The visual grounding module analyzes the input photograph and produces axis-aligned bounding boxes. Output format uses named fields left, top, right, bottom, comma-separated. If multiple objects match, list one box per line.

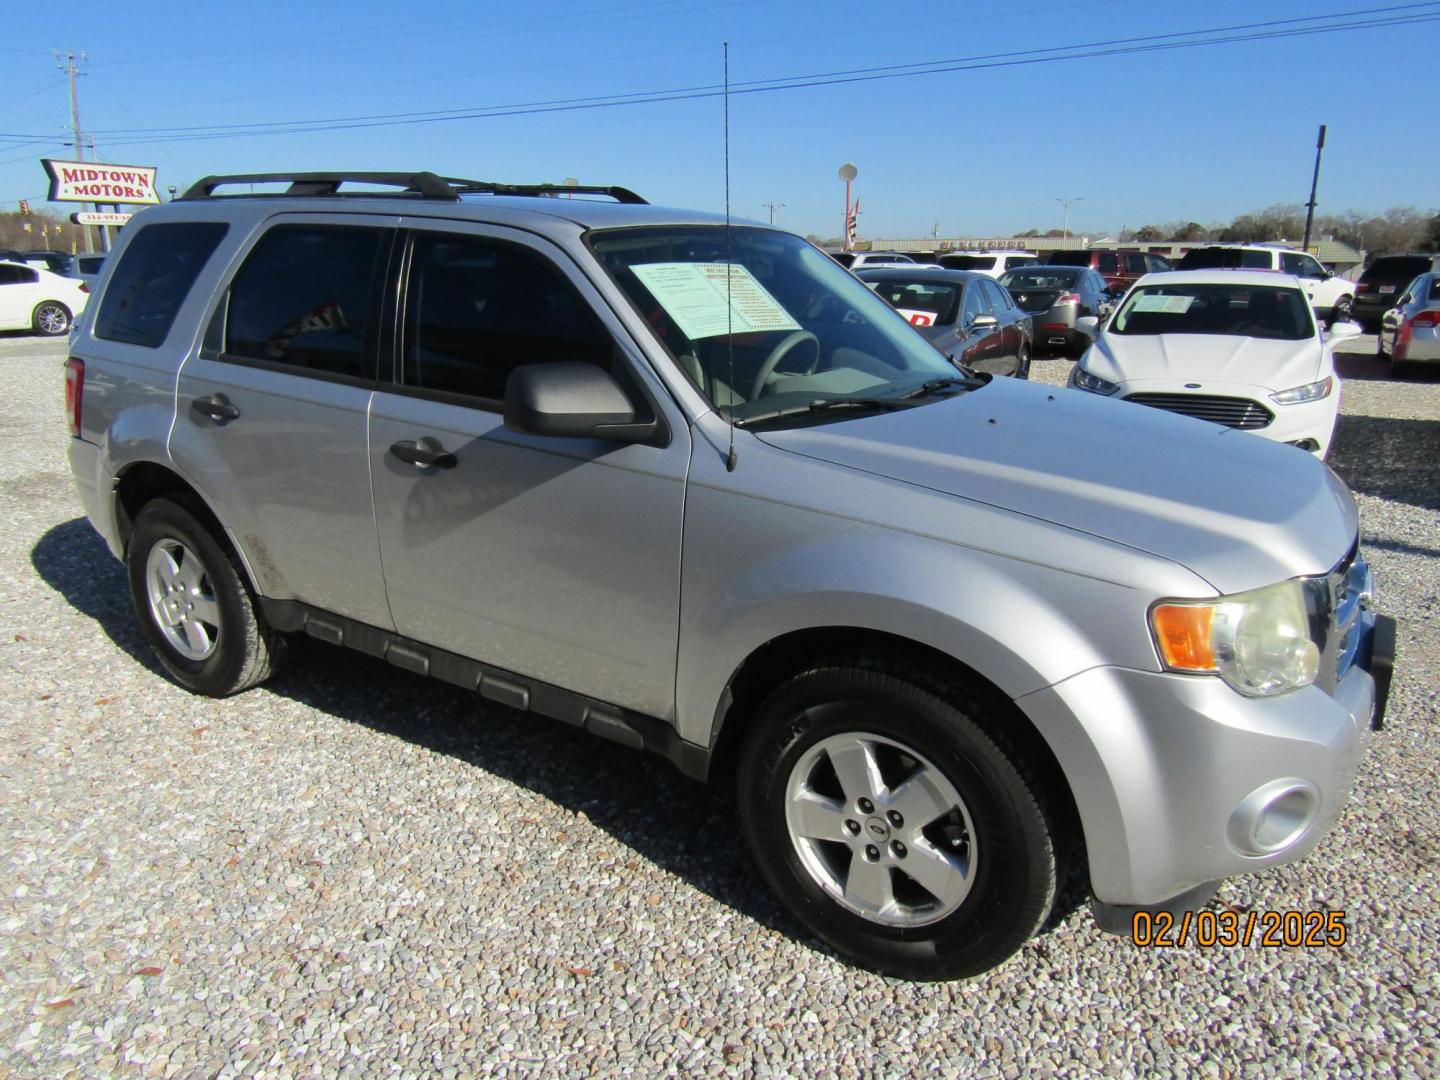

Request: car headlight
left=1072, top=367, right=1119, bottom=395
left=1270, top=376, right=1332, bottom=406
left=1150, top=579, right=1319, bottom=697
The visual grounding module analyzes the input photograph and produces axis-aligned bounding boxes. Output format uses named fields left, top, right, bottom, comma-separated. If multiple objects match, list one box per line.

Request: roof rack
left=452, top=181, right=647, bottom=205
left=179, top=171, right=648, bottom=205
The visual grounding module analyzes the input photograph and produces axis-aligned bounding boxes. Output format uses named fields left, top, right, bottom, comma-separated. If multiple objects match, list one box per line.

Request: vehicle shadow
left=27, top=518, right=806, bottom=950
left=1333, top=348, right=1440, bottom=382
left=33, top=517, right=1090, bottom=956
left=1328, top=415, right=1440, bottom=512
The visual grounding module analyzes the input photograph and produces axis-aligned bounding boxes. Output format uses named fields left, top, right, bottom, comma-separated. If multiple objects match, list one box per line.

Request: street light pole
left=762, top=201, right=786, bottom=225
left=1055, top=196, right=1083, bottom=240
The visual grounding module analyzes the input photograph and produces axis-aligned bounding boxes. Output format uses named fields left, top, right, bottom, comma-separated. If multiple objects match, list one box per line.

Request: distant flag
left=847, top=199, right=860, bottom=247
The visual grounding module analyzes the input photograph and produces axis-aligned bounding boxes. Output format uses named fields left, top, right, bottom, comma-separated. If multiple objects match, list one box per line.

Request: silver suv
left=66, top=172, right=1395, bottom=980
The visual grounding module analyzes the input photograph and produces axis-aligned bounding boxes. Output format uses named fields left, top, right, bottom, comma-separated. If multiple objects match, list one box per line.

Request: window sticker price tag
left=632, top=262, right=801, bottom=340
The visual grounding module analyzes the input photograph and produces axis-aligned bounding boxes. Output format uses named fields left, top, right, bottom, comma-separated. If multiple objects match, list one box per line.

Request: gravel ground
left=1, top=331, right=1436, bottom=1077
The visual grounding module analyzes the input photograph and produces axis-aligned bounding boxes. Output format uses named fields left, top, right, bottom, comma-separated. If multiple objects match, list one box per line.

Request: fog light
left=1227, top=780, right=1319, bottom=855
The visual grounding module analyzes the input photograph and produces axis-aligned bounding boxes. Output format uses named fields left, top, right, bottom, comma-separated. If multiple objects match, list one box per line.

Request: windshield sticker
left=897, top=309, right=936, bottom=327
left=631, top=262, right=802, bottom=339
left=1132, top=294, right=1196, bottom=314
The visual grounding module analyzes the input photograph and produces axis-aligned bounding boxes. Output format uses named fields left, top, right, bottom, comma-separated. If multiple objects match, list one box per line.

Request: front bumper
left=1015, top=609, right=1392, bottom=913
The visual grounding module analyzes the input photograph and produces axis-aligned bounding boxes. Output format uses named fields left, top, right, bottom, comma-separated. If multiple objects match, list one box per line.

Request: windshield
left=1111, top=282, right=1314, bottom=340
left=590, top=227, right=963, bottom=422
left=999, top=268, right=1080, bottom=290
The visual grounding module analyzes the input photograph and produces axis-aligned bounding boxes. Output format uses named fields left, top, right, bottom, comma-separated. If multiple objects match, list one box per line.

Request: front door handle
left=390, top=437, right=457, bottom=470
left=192, top=394, right=240, bottom=422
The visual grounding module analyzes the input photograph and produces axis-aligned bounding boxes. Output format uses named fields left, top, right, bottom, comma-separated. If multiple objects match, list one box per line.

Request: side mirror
left=1075, top=316, right=1101, bottom=339
left=1326, top=320, right=1362, bottom=341
left=969, top=313, right=999, bottom=331
left=504, top=363, right=656, bottom=442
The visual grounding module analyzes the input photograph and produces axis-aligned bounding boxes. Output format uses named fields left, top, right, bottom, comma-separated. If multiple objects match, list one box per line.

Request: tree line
left=1106, top=205, right=1439, bottom=253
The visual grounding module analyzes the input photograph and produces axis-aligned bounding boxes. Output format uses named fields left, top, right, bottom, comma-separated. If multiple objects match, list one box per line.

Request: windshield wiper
left=733, top=397, right=912, bottom=428
left=898, top=374, right=989, bottom=399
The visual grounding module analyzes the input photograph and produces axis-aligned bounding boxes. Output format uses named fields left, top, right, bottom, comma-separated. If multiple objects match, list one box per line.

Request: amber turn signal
left=1151, top=603, right=1216, bottom=671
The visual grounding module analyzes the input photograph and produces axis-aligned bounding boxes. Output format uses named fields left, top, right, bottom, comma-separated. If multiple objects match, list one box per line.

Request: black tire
left=1328, top=296, right=1353, bottom=328
left=126, top=496, right=288, bottom=696
left=32, top=301, right=71, bottom=337
left=737, top=662, right=1062, bottom=980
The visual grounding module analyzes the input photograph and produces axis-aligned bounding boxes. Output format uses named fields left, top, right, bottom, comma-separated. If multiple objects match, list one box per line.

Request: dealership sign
left=72, top=211, right=134, bottom=226
left=43, top=159, right=160, bottom=205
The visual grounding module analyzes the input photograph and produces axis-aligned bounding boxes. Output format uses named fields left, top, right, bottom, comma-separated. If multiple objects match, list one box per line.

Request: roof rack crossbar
left=179, top=173, right=648, bottom=205
left=180, top=172, right=464, bottom=201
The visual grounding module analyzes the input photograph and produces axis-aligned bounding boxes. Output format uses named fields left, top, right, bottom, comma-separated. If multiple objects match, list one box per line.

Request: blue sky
left=3, top=1, right=1437, bottom=240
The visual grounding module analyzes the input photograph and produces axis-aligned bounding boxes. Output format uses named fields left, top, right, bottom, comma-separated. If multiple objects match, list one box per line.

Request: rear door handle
left=192, top=394, right=240, bottom=421
left=390, top=437, right=457, bottom=470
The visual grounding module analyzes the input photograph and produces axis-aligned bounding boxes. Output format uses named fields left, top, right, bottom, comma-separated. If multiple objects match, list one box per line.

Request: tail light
left=1055, top=293, right=1081, bottom=305
left=64, top=357, right=84, bottom=437
left=1410, top=310, right=1440, bottom=328
left=79, top=282, right=90, bottom=294
left=1357, top=282, right=1372, bottom=294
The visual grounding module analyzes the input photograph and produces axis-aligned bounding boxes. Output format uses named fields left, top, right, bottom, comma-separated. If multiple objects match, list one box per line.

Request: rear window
left=998, top=268, right=1080, bottom=289
left=869, top=278, right=961, bottom=325
left=1361, top=256, right=1432, bottom=283
left=1177, top=248, right=1272, bottom=271
left=1430, top=278, right=1440, bottom=301
left=830, top=253, right=856, bottom=268
left=223, top=225, right=386, bottom=381
left=1047, top=250, right=1091, bottom=266
left=939, top=255, right=997, bottom=271
left=95, top=223, right=228, bottom=348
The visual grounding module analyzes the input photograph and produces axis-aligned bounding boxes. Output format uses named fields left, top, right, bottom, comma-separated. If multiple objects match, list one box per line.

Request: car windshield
left=590, top=226, right=964, bottom=423
left=1111, top=282, right=1314, bottom=340
left=999, top=268, right=1080, bottom=290
left=866, top=277, right=961, bottom=325
left=940, top=255, right=997, bottom=271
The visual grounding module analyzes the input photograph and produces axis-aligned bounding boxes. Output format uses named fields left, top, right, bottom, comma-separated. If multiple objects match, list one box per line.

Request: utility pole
left=762, top=201, right=786, bottom=225
left=56, top=49, right=93, bottom=253
left=1055, top=196, right=1083, bottom=240
left=1301, top=124, right=1327, bottom=252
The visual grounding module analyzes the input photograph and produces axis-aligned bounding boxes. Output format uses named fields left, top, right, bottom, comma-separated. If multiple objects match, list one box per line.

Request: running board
left=259, top=599, right=709, bottom=780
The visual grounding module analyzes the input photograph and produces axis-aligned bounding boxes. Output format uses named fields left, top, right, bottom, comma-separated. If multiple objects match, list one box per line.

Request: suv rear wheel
left=126, top=497, right=288, bottom=696
left=737, top=662, right=1062, bottom=980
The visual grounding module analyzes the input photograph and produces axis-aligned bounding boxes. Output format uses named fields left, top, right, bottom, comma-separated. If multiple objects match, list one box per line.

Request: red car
left=1046, top=249, right=1171, bottom=294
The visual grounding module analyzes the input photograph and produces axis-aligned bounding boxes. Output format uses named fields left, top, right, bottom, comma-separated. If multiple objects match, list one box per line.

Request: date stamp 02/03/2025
left=1132, top=910, right=1348, bottom=949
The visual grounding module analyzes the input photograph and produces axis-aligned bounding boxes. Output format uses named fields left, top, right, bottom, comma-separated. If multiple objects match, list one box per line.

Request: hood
left=1086, top=333, right=1321, bottom=391
left=755, top=377, right=1356, bottom=594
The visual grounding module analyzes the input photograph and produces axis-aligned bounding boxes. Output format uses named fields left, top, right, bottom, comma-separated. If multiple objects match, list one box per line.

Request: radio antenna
left=723, top=41, right=738, bottom=472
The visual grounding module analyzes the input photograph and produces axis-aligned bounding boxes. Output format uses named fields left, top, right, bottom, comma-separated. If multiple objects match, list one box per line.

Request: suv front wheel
left=737, top=662, right=1063, bottom=980
left=126, top=497, right=288, bottom=696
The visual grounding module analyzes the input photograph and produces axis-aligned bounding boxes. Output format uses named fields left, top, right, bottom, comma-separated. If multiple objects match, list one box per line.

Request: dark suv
left=1045, top=249, right=1170, bottom=294
left=1352, top=255, right=1437, bottom=331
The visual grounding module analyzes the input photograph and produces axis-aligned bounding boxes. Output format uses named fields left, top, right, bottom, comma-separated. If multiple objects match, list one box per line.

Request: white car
left=1175, top=244, right=1355, bottom=324
left=0, top=260, right=90, bottom=336
left=1068, top=270, right=1358, bottom=458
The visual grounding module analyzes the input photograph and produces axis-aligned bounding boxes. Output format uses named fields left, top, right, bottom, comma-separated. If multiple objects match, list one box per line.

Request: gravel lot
left=1, top=331, right=1436, bottom=1077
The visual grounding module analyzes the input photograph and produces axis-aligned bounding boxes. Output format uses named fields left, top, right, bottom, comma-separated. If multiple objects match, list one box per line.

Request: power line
left=5, top=5, right=1438, bottom=149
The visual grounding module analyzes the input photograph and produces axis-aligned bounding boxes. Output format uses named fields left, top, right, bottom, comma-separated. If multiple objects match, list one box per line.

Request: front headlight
left=1270, top=376, right=1333, bottom=406
left=1150, top=579, right=1319, bottom=697
left=1073, top=367, right=1119, bottom=395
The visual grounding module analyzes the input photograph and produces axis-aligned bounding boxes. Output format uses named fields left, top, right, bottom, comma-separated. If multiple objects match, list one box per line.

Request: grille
left=1304, top=542, right=1369, bottom=694
left=1124, top=393, right=1274, bottom=430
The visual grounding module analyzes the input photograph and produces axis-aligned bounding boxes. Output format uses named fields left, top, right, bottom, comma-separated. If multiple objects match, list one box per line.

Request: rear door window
left=980, top=278, right=1010, bottom=312
left=401, top=232, right=613, bottom=404
left=223, top=225, right=386, bottom=381
left=0, top=264, right=39, bottom=285
left=93, top=223, right=229, bottom=348
left=1124, top=253, right=1147, bottom=274
left=1096, top=252, right=1119, bottom=274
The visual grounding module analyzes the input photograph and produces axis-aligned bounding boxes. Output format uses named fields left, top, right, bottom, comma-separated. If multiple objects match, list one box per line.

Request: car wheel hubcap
left=39, top=306, right=67, bottom=334
left=145, top=540, right=220, bottom=661
left=784, top=731, right=978, bottom=927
